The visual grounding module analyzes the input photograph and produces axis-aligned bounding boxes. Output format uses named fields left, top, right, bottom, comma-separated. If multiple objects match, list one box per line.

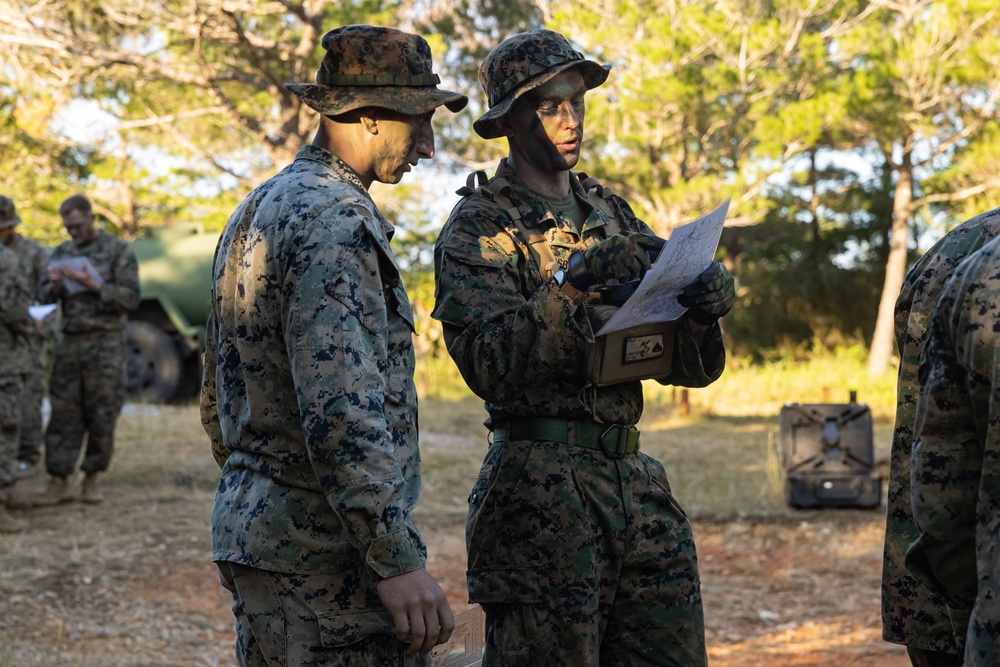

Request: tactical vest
left=457, top=170, right=675, bottom=389
left=456, top=170, right=623, bottom=280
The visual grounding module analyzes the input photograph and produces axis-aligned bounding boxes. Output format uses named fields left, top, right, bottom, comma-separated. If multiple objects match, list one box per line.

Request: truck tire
left=126, top=321, right=182, bottom=403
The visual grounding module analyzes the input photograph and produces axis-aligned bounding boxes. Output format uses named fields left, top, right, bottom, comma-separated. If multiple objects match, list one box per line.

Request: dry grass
left=0, top=389, right=903, bottom=666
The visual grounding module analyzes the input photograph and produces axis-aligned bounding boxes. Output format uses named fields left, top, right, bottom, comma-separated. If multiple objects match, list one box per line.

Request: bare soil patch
left=0, top=403, right=909, bottom=666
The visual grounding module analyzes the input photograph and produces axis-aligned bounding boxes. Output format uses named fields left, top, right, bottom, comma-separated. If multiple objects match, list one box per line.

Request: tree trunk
left=867, top=149, right=913, bottom=375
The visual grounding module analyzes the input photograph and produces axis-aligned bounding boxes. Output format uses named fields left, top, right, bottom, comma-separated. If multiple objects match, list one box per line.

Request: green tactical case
left=586, top=321, right=675, bottom=386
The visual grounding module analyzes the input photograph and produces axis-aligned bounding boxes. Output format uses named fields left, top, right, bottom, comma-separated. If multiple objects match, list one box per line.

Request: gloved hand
left=585, top=304, right=619, bottom=333
left=678, top=261, right=735, bottom=325
left=570, top=232, right=664, bottom=288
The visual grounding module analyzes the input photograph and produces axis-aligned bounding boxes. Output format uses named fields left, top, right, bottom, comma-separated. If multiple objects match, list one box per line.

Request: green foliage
left=551, top=0, right=869, bottom=235
left=721, top=154, right=893, bottom=355
left=2, top=0, right=1000, bottom=360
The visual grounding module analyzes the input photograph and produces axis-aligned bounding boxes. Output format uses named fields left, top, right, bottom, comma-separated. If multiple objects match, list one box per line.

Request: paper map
left=596, top=198, right=730, bottom=336
left=402, top=606, right=485, bottom=667
left=49, top=256, right=103, bottom=295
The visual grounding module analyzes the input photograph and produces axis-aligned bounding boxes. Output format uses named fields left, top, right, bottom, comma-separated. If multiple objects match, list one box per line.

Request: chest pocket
left=383, top=273, right=415, bottom=334
left=458, top=169, right=624, bottom=282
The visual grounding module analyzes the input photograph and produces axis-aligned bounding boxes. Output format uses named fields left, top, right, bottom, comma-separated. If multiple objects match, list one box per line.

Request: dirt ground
left=0, top=405, right=910, bottom=667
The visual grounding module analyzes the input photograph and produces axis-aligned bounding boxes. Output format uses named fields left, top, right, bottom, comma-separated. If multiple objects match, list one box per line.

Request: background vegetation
left=2, top=0, right=998, bottom=372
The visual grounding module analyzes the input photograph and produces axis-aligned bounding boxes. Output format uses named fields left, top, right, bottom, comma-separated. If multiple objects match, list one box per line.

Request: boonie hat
left=286, top=25, right=468, bottom=117
left=0, top=196, right=20, bottom=229
left=474, top=29, right=611, bottom=140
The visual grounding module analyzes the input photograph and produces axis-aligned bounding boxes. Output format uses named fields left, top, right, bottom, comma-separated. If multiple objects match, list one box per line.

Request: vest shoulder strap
left=466, top=172, right=561, bottom=279
left=456, top=170, right=626, bottom=280
left=576, top=172, right=623, bottom=236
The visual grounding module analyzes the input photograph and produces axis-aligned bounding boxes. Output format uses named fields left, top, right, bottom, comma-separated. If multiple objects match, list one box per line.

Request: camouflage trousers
left=0, top=373, right=25, bottom=489
left=216, top=561, right=427, bottom=667
left=467, top=438, right=706, bottom=667
left=16, top=340, right=47, bottom=464
left=45, top=331, right=126, bottom=477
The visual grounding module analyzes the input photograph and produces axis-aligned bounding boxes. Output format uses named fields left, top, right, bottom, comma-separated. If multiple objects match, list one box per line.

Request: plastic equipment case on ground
left=779, top=391, right=882, bottom=509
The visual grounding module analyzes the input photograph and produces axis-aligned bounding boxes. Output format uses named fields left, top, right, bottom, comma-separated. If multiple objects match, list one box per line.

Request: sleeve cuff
left=365, top=529, right=425, bottom=579
left=947, top=605, right=972, bottom=650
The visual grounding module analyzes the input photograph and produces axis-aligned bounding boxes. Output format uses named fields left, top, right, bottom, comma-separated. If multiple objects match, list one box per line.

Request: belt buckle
left=599, top=425, right=627, bottom=459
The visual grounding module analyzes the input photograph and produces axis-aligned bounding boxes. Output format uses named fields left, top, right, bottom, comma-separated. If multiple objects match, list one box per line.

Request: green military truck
left=127, top=224, right=218, bottom=403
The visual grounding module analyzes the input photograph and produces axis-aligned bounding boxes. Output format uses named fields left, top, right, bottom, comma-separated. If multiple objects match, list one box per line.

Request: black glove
left=678, top=261, right=734, bottom=325
left=585, top=304, right=619, bottom=332
left=568, top=232, right=664, bottom=289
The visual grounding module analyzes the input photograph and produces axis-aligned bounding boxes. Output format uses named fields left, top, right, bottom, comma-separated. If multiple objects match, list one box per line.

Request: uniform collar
left=296, top=144, right=367, bottom=192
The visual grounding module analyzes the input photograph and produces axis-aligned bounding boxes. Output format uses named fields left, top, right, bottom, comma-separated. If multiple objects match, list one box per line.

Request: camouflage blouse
left=0, top=244, right=30, bottom=376
left=882, top=207, right=1000, bottom=651
left=907, top=233, right=1000, bottom=663
left=433, top=158, right=725, bottom=427
left=202, top=145, right=425, bottom=579
left=45, top=231, right=139, bottom=333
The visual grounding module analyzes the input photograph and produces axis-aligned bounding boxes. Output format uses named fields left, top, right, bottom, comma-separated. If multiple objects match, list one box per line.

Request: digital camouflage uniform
left=881, top=207, right=1000, bottom=665
left=0, top=243, right=31, bottom=493
left=433, top=158, right=726, bottom=666
left=202, top=144, right=431, bottom=666
left=42, top=231, right=139, bottom=477
left=906, top=233, right=1000, bottom=666
left=8, top=232, right=53, bottom=466
left=202, top=24, right=466, bottom=666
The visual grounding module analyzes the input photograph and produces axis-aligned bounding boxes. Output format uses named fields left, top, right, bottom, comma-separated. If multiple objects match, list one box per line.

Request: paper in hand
left=49, top=256, right=103, bottom=295
left=596, top=198, right=730, bottom=335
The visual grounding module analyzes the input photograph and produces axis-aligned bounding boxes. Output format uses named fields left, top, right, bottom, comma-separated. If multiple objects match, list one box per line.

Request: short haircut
left=59, top=194, right=93, bottom=217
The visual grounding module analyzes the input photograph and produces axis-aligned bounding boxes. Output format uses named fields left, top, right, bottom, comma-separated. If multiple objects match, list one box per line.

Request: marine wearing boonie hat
left=0, top=196, right=20, bottom=229
left=285, top=24, right=468, bottom=116
left=473, top=29, right=611, bottom=140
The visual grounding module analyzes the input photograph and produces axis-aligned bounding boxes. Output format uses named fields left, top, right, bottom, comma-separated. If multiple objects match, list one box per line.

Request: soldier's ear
left=359, top=109, right=379, bottom=135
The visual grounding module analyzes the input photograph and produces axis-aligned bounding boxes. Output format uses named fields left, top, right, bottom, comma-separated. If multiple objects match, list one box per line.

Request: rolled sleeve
left=364, top=528, right=425, bottom=578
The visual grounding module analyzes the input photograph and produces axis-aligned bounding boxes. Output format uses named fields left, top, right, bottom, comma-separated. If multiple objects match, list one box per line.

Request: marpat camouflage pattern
left=881, top=207, right=1000, bottom=657
left=9, top=233, right=52, bottom=465
left=0, top=243, right=30, bottom=489
left=42, top=230, right=139, bottom=477
left=433, top=158, right=726, bottom=666
left=202, top=143, right=425, bottom=586
left=907, top=232, right=1000, bottom=665
left=44, top=231, right=139, bottom=334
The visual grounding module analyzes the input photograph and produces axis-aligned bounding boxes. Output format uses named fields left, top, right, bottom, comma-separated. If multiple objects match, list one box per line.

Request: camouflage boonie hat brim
left=285, top=25, right=468, bottom=117
left=474, top=29, right=611, bottom=140
left=0, top=196, right=20, bottom=229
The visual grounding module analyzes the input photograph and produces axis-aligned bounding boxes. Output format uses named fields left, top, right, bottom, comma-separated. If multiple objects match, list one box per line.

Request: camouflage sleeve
left=100, top=243, right=141, bottom=313
left=433, top=203, right=593, bottom=403
left=1, top=257, right=31, bottom=337
left=657, top=318, right=726, bottom=388
left=40, top=244, right=67, bottom=304
left=907, top=245, right=1000, bottom=619
left=284, top=204, right=423, bottom=579
left=29, top=242, right=50, bottom=302
left=200, top=309, right=230, bottom=469
left=29, top=243, right=58, bottom=338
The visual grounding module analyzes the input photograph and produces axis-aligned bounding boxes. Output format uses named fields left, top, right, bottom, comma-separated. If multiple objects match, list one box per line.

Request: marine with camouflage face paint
left=0, top=197, right=32, bottom=533
left=905, top=232, right=1000, bottom=666
left=433, top=29, right=734, bottom=667
left=200, top=24, right=468, bottom=666
left=880, top=207, right=1000, bottom=667
left=0, top=196, right=53, bottom=481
